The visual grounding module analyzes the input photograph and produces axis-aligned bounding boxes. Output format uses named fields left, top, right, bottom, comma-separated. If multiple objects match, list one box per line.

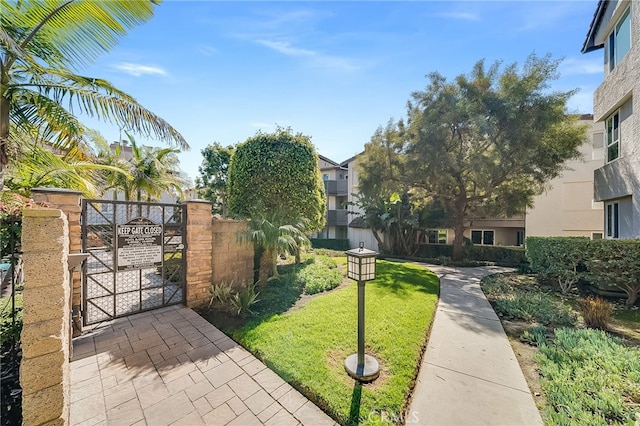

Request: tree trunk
left=270, top=249, right=279, bottom=280
left=625, top=286, right=639, bottom=307
left=452, top=213, right=466, bottom=261
left=1, top=75, right=10, bottom=177
left=258, top=249, right=271, bottom=286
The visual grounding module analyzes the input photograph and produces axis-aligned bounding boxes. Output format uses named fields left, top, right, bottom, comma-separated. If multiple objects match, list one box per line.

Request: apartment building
left=317, top=155, right=349, bottom=240
left=526, top=115, right=605, bottom=238
left=582, top=0, right=639, bottom=239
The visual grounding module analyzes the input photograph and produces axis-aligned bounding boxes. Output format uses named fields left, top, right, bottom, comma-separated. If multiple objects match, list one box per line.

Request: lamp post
left=344, top=242, right=379, bottom=382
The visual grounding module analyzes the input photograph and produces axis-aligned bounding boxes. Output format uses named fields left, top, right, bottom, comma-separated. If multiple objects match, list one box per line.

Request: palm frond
left=2, top=0, right=157, bottom=69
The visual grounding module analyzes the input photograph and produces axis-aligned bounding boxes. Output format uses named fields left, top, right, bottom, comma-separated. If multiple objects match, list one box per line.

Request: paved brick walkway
left=70, top=305, right=335, bottom=426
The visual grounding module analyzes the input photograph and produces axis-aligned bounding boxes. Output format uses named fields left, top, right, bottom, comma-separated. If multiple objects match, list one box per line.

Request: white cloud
left=560, top=58, right=602, bottom=76
left=436, top=11, right=481, bottom=21
left=255, top=39, right=358, bottom=72
left=112, top=63, right=167, bottom=77
left=256, top=40, right=315, bottom=57
left=198, top=45, right=217, bottom=56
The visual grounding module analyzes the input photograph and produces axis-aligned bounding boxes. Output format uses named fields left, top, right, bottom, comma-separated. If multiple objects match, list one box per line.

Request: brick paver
left=70, top=306, right=336, bottom=425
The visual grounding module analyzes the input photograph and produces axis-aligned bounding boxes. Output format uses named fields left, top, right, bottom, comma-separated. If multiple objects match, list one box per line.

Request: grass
left=232, top=260, right=439, bottom=425
left=481, top=273, right=640, bottom=425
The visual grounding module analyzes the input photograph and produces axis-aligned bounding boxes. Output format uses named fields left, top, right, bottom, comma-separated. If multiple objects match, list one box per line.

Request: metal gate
left=81, top=199, right=186, bottom=325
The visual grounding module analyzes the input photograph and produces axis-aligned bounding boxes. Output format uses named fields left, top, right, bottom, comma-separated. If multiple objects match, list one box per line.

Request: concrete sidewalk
left=407, top=265, right=542, bottom=426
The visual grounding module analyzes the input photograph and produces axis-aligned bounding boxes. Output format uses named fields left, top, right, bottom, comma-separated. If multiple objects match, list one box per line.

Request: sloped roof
left=582, top=0, right=607, bottom=53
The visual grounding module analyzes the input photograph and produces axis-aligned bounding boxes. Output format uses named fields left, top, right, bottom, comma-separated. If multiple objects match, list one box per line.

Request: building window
left=607, top=7, right=631, bottom=72
left=471, top=230, right=494, bottom=245
left=516, top=231, right=524, bottom=246
left=417, top=229, right=447, bottom=244
left=605, top=202, right=619, bottom=239
left=323, top=174, right=329, bottom=181
left=606, top=111, right=620, bottom=162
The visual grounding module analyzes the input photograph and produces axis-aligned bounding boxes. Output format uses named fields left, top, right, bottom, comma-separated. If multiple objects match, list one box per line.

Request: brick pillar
left=185, top=200, right=214, bottom=307
left=20, top=208, right=71, bottom=426
left=31, top=188, right=83, bottom=336
left=211, top=220, right=253, bottom=287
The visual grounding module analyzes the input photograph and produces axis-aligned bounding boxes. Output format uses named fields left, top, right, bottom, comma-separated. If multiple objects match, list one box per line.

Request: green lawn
left=233, top=260, right=439, bottom=425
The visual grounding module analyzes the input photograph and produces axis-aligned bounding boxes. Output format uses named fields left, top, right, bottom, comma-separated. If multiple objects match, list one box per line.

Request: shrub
left=161, top=257, right=183, bottom=282
left=309, top=238, right=350, bottom=251
left=208, top=281, right=234, bottom=308
left=578, top=296, right=613, bottom=330
left=520, top=325, right=548, bottom=347
left=585, top=239, right=640, bottom=307
left=525, top=237, right=589, bottom=294
left=230, top=284, right=260, bottom=316
left=299, top=256, right=343, bottom=294
left=536, top=328, right=640, bottom=425
left=494, top=292, right=576, bottom=326
left=0, top=295, right=23, bottom=345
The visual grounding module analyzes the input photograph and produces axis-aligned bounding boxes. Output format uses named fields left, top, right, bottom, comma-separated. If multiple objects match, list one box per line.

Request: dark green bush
left=526, top=237, right=640, bottom=306
left=414, top=244, right=526, bottom=266
left=310, top=238, right=350, bottom=251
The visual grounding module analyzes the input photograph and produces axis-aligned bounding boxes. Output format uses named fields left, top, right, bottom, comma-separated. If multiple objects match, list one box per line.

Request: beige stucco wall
left=591, top=0, right=640, bottom=238
left=527, top=119, right=605, bottom=237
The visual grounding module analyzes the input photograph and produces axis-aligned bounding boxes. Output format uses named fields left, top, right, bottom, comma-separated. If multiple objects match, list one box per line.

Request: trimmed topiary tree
left=228, top=127, right=326, bottom=283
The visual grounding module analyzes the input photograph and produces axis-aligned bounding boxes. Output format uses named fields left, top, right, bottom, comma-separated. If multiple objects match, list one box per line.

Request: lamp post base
left=344, top=354, right=380, bottom=382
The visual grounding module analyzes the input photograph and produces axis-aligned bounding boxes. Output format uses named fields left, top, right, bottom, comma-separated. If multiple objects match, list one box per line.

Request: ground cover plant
left=204, top=257, right=439, bottom=425
left=481, top=273, right=640, bottom=425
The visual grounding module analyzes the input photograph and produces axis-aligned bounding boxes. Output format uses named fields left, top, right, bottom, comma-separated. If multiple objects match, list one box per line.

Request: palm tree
left=124, top=135, right=188, bottom=203
left=0, top=0, right=189, bottom=183
left=239, top=214, right=310, bottom=285
left=5, top=130, right=131, bottom=197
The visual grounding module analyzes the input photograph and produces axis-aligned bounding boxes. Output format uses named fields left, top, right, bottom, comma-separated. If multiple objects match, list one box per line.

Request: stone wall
left=211, top=219, right=253, bottom=288
left=31, top=188, right=82, bottom=336
left=20, top=208, right=71, bottom=426
left=185, top=201, right=214, bottom=307
left=184, top=201, right=253, bottom=308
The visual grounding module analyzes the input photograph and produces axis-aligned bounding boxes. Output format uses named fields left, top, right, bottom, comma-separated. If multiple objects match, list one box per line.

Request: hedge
left=525, top=236, right=640, bottom=306
left=310, top=238, right=350, bottom=251
left=415, top=244, right=526, bottom=265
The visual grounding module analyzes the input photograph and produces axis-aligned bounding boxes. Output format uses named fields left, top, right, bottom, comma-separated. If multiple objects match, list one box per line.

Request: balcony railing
left=324, top=180, right=348, bottom=196
left=327, top=209, right=349, bottom=226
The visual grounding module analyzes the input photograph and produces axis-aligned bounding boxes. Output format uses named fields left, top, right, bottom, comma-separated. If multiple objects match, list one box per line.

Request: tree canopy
left=195, top=142, right=234, bottom=216
left=228, top=127, right=326, bottom=230
left=358, top=54, right=587, bottom=260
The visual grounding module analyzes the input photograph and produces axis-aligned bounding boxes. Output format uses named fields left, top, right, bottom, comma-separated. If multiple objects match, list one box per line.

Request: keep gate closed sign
left=116, top=218, right=163, bottom=271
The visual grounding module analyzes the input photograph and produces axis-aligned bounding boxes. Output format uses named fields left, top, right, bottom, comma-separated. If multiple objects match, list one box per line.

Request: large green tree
left=0, top=0, right=188, bottom=182
left=228, top=127, right=326, bottom=282
left=195, top=142, right=234, bottom=216
left=360, top=54, right=587, bottom=260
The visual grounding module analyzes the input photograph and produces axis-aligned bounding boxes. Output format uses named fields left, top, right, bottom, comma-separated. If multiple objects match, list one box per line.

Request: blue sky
left=81, top=1, right=603, bottom=182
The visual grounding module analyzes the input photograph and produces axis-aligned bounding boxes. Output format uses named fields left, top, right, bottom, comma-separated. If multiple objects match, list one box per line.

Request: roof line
left=582, top=0, right=607, bottom=54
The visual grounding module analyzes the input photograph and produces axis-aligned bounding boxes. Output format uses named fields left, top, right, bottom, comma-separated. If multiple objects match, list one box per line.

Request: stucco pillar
left=20, top=208, right=71, bottom=426
left=185, top=200, right=214, bottom=307
left=31, top=188, right=83, bottom=336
